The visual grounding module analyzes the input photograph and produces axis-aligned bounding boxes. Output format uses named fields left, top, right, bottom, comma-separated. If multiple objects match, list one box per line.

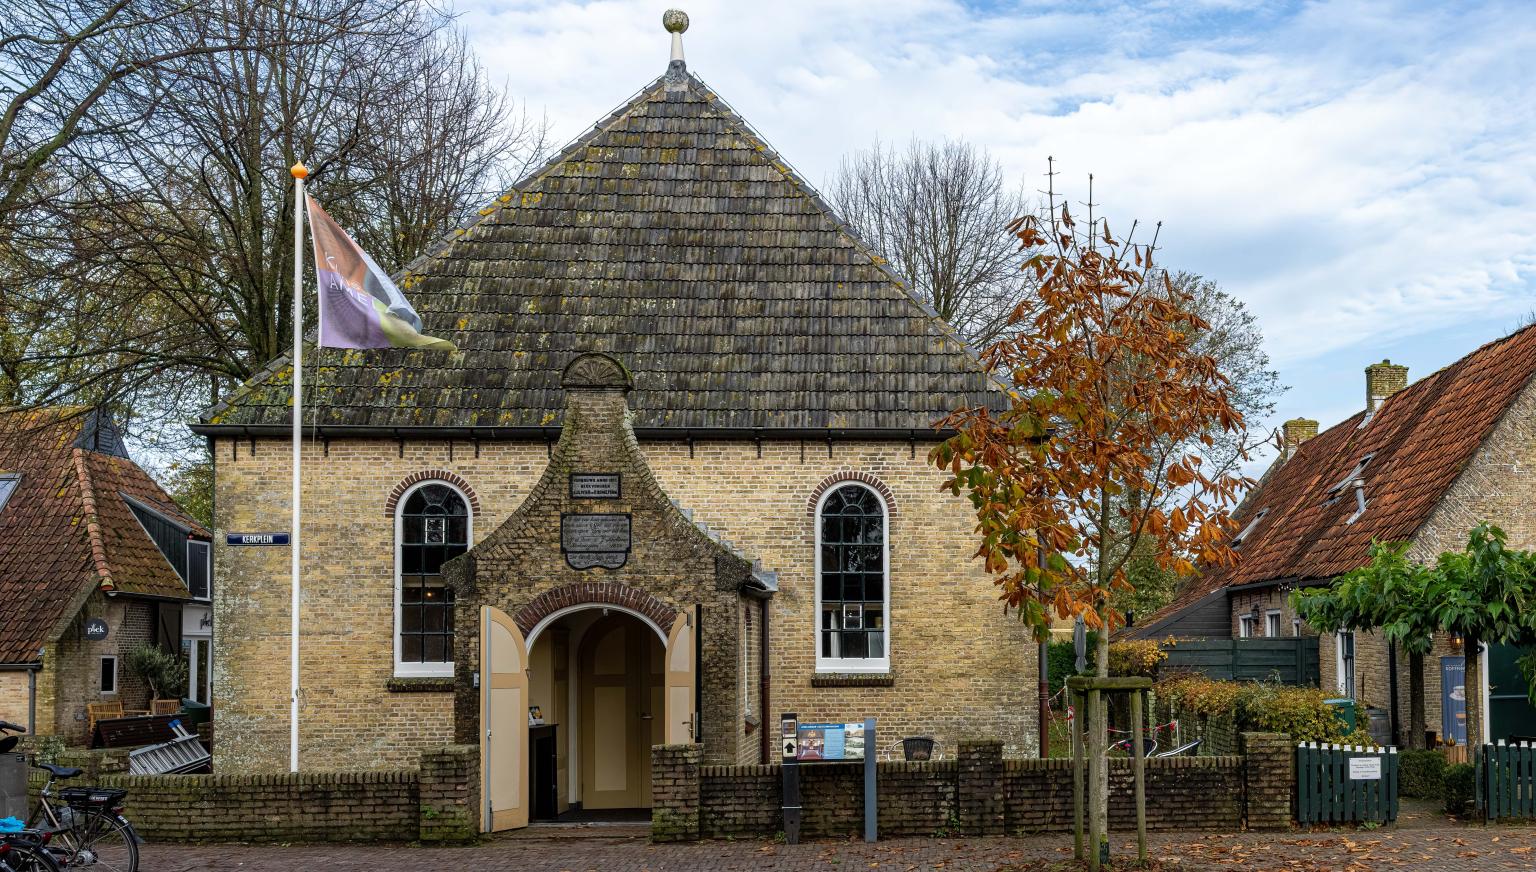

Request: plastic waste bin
left=178, top=698, right=211, bottom=728
left=1325, top=698, right=1357, bottom=733
left=0, top=753, right=26, bottom=820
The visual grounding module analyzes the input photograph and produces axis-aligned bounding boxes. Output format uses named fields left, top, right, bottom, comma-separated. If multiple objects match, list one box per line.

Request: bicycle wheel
left=1, top=844, right=63, bottom=872
left=55, top=811, right=136, bottom=872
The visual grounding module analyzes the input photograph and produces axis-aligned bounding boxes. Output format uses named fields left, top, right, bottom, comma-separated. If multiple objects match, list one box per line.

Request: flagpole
left=289, top=162, right=308, bottom=774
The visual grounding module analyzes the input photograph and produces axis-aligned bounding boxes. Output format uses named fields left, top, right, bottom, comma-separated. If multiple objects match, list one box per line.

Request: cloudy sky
left=455, top=0, right=1536, bottom=455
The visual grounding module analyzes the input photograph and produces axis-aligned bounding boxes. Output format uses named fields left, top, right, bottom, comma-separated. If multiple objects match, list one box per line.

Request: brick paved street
left=142, top=814, right=1536, bottom=871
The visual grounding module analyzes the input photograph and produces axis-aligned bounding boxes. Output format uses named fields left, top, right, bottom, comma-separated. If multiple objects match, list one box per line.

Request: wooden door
left=664, top=611, right=696, bottom=745
left=580, top=616, right=661, bottom=809
left=482, top=606, right=529, bottom=831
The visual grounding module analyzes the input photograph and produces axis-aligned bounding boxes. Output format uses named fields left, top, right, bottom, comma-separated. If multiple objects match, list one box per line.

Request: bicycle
left=0, top=722, right=139, bottom=872
left=0, top=829, right=61, bottom=872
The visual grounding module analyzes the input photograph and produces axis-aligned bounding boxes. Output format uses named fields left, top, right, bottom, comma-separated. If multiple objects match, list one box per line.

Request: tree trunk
left=1466, top=638, right=1483, bottom=749
left=1409, top=650, right=1426, bottom=750
left=1088, top=631, right=1110, bottom=866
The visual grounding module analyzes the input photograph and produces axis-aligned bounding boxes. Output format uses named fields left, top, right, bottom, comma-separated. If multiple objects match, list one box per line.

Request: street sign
left=225, top=533, right=290, bottom=546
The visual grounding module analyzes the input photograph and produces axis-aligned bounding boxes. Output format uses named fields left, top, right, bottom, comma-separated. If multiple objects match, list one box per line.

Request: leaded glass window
left=817, top=483, right=887, bottom=668
left=398, top=483, right=467, bottom=670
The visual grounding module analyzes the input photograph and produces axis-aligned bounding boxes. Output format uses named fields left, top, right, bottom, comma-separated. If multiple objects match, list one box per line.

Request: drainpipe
left=27, top=666, right=36, bottom=735
left=1388, top=641, right=1400, bottom=747
left=759, top=599, right=771, bottom=764
left=1037, top=542, right=1051, bottom=757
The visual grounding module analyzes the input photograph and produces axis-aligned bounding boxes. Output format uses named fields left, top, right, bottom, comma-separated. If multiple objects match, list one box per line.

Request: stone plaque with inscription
left=569, top=473, right=621, bottom=500
left=561, top=513, right=631, bottom=570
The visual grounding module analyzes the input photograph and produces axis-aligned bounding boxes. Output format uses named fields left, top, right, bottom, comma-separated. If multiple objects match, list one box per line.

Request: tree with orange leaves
left=932, top=171, right=1253, bottom=863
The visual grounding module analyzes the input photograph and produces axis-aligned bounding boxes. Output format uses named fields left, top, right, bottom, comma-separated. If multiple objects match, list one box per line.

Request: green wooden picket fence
left=1476, top=741, right=1536, bottom=821
left=1295, top=743, right=1399, bottom=824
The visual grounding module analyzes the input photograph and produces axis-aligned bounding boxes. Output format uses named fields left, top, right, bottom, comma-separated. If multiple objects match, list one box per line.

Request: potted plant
left=123, top=643, right=187, bottom=711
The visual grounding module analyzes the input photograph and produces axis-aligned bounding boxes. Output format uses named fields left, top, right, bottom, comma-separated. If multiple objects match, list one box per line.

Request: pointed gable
left=200, top=73, right=996, bottom=434
left=0, top=409, right=202, bottom=663
left=1131, top=323, right=1536, bottom=637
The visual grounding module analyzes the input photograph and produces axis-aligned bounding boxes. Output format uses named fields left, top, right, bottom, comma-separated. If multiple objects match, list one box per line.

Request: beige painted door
left=482, top=606, right=529, bottom=832
left=580, top=616, right=662, bottom=809
left=664, top=612, right=696, bottom=745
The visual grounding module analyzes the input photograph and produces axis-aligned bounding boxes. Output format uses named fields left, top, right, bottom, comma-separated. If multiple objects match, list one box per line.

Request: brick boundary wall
left=1241, top=732, right=1294, bottom=830
left=31, top=745, right=479, bottom=844
left=660, top=735, right=1291, bottom=842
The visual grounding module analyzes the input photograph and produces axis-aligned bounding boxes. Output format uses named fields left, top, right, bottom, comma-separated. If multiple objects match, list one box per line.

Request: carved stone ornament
left=561, top=352, right=632, bottom=391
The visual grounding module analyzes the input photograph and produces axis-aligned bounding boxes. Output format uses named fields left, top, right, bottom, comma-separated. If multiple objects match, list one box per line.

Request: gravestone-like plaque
left=569, top=473, right=621, bottom=500
left=561, top=513, right=631, bottom=570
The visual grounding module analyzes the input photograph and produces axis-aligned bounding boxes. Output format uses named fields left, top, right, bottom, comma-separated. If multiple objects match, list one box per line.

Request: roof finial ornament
left=663, top=9, right=689, bottom=82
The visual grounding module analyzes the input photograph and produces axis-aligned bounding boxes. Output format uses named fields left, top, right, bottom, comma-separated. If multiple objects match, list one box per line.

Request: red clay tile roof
left=1137, top=324, right=1536, bottom=635
left=0, top=409, right=204, bottom=663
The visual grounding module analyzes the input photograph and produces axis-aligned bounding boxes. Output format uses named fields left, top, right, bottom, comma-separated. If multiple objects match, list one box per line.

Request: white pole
left=289, top=162, right=308, bottom=773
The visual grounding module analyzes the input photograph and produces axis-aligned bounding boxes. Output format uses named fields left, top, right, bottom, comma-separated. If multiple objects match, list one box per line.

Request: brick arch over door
left=384, top=469, right=481, bottom=517
left=513, top=582, right=679, bottom=638
left=806, top=470, right=898, bottom=517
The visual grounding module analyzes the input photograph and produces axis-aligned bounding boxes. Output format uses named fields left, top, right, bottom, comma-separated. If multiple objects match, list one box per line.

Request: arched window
left=815, top=483, right=889, bottom=672
left=396, top=481, right=470, bottom=676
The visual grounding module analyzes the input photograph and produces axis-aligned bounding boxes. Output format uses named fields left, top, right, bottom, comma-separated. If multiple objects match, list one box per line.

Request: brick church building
left=195, top=16, right=1034, bottom=830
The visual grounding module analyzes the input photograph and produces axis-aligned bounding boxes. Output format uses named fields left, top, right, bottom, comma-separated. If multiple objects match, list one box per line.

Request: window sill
left=811, top=673, right=894, bottom=688
left=386, top=677, right=455, bottom=693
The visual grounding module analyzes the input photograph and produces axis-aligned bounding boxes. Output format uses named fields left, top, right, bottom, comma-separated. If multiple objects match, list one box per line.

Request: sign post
left=779, top=714, right=877, bottom=843
left=863, top=717, right=876, bottom=843
left=780, top=713, right=801, bottom=844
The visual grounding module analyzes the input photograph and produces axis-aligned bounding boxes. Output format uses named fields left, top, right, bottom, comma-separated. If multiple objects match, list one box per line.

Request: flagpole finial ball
left=662, top=9, right=688, bottom=34
left=290, top=163, right=309, bottom=180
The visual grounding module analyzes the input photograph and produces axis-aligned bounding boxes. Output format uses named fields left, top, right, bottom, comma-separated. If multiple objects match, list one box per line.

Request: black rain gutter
left=190, top=424, right=956, bottom=442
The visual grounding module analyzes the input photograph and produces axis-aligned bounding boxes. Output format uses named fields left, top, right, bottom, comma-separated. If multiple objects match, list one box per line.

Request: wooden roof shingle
left=198, top=71, right=997, bottom=435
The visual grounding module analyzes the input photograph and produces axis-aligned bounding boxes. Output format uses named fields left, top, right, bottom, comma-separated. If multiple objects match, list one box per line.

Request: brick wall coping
left=1001, top=755, right=1243, bottom=772
left=698, top=760, right=959, bottom=777
left=88, top=769, right=418, bottom=789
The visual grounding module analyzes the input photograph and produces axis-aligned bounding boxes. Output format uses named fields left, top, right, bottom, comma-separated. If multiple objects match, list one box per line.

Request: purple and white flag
left=306, top=195, right=455, bottom=351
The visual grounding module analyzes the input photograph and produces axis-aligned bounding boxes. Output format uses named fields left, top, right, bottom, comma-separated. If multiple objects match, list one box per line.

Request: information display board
left=780, top=713, right=876, bottom=845
left=795, top=723, right=866, bottom=761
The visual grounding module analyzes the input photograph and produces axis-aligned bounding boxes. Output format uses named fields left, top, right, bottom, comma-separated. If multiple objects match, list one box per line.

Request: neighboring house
left=0, top=408, right=211, bottom=744
left=1131, top=326, right=1536, bottom=746
left=193, top=24, right=1035, bottom=827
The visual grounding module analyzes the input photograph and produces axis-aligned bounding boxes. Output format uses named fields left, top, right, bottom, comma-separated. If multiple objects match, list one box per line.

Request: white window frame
left=814, top=482, right=891, bottom=674
left=1265, top=609, right=1282, bottom=638
left=1336, top=630, right=1356, bottom=698
left=99, top=655, right=117, bottom=695
left=1238, top=615, right=1256, bottom=638
left=393, top=479, right=471, bottom=678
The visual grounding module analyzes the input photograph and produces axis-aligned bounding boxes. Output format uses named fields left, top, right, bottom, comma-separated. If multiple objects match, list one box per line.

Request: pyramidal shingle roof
left=197, top=69, right=997, bottom=436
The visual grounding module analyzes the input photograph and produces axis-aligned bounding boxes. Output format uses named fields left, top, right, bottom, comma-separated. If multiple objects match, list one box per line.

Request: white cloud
left=456, top=0, right=1536, bottom=429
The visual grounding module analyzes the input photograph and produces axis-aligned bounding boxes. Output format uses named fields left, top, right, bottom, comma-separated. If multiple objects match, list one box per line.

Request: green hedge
left=1155, top=675, right=1351, bottom=744
left=1399, top=750, right=1447, bottom=799
left=1443, top=763, right=1476, bottom=815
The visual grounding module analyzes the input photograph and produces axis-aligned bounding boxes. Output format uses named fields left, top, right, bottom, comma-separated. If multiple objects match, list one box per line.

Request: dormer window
left=1325, top=453, right=1375, bottom=503
left=0, top=474, right=17, bottom=514
left=1231, top=508, right=1269, bottom=548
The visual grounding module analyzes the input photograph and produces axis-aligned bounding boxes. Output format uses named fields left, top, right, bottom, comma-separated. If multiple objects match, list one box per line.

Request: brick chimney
left=1365, top=359, right=1409, bottom=415
left=1281, top=417, right=1319, bottom=460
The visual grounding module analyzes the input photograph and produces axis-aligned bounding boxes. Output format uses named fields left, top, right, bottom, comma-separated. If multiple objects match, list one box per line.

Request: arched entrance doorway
left=480, top=601, right=691, bottom=829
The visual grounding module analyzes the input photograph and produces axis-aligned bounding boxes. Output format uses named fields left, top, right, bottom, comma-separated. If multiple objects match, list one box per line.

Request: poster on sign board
left=796, top=723, right=866, bottom=761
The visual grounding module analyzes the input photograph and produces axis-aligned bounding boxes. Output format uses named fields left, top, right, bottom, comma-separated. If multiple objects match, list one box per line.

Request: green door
left=1487, top=643, right=1536, bottom=743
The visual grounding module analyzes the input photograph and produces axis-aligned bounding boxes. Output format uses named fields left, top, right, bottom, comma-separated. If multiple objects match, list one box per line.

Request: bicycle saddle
left=34, top=763, right=82, bottom=778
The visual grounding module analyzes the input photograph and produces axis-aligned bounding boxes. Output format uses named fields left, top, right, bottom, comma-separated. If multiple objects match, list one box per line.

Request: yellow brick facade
left=212, top=431, right=1037, bottom=773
